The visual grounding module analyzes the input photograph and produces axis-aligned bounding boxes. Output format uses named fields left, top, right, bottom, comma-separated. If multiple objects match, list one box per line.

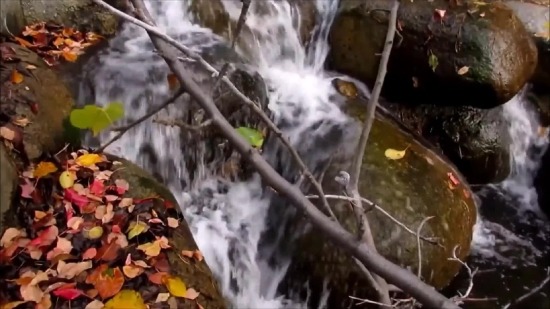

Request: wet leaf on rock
left=104, top=290, right=146, bottom=309
left=162, top=275, right=187, bottom=298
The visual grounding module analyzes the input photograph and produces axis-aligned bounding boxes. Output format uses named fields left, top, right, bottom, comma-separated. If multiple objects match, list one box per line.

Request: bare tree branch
left=153, top=117, right=212, bottom=131
left=96, top=88, right=186, bottom=153
left=343, top=1, right=401, bottom=305
left=91, top=0, right=334, bottom=220
left=94, top=1, right=461, bottom=308
left=448, top=245, right=478, bottom=306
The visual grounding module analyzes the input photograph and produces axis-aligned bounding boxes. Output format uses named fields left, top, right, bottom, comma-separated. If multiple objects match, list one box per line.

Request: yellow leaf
left=75, top=153, right=103, bottom=167
left=34, top=162, right=58, bottom=178
left=1, top=301, right=29, bottom=309
left=126, top=221, right=148, bottom=239
left=104, top=290, right=146, bottom=309
left=457, top=66, right=469, bottom=75
left=137, top=241, right=161, bottom=257
left=384, top=146, right=409, bottom=160
left=85, top=226, right=104, bottom=240
left=59, top=171, right=75, bottom=189
left=162, top=275, right=187, bottom=298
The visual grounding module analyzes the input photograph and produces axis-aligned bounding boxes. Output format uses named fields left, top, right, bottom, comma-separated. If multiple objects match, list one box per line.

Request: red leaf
left=53, top=287, right=84, bottom=300
left=64, top=188, right=90, bottom=209
left=95, top=240, right=121, bottom=262
left=29, top=226, right=58, bottom=247
left=90, top=179, right=105, bottom=196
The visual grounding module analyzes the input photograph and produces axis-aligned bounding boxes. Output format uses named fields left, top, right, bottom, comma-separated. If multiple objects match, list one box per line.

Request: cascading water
left=77, top=0, right=550, bottom=307
left=79, top=0, right=343, bottom=307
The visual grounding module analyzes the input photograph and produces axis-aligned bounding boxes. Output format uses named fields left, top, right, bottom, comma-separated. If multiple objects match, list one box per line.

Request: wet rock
left=328, top=0, right=538, bottom=109
left=0, top=42, right=74, bottom=161
left=280, top=95, right=478, bottom=308
left=0, top=0, right=122, bottom=37
left=189, top=0, right=317, bottom=61
left=504, top=1, right=550, bottom=89
left=0, top=145, right=18, bottom=225
left=380, top=100, right=510, bottom=184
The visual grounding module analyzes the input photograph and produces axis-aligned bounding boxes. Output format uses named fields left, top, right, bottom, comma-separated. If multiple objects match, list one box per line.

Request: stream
left=77, top=0, right=550, bottom=308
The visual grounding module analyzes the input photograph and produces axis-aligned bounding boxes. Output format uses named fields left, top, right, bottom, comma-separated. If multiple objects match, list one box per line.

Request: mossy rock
left=0, top=43, right=75, bottom=161
left=328, top=0, right=538, bottom=108
left=280, top=97, right=477, bottom=308
left=0, top=0, right=122, bottom=37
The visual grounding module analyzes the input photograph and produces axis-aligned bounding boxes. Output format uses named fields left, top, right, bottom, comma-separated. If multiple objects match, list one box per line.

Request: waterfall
left=79, top=0, right=341, bottom=307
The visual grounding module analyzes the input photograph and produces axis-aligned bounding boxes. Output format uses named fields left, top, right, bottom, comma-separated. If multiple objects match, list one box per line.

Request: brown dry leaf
left=148, top=272, right=168, bottom=285
left=457, top=66, right=469, bottom=75
left=10, top=69, right=24, bottom=84
left=87, top=266, right=125, bottom=299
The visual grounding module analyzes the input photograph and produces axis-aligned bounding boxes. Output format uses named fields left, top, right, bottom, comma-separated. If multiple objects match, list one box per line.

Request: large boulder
left=189, top=0, right=317, bottom=61
left=0, top=0, right=121, bottom=37
left=504, top=1, right=550, bottom=89
left=327, top=0, right=538, bottom=109
left=279, top=87, right=478, bottom=307
left=380, top=100, right=510, bottom=184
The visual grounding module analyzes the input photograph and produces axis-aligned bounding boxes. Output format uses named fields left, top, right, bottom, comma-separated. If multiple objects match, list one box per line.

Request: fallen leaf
left=137, top=241, right=161, bottom=257
left=148, top=272, right=168, bottom=285
left=0, top=301, right=29, bottom=309
left=184, top=288, right=200, bottom=300
left=122, top=264, right=144, bottom=278
left=167, top=217, right=179, bottom=228
left=58, top=170, right=75, bottom=189
left=434, top=9, right=446, bottom=19
left=90, top=179, right=105, bottom=195
left=76, top=153, right=103, bottom=167
left=0, top=126, right=16, bottom=141
left=20, top=284, right=43, bottom=302
left=12, top=116, right=30, bottom=127
left=34, top=161, right=58, bottom=178
left=82, top=247, right=97, bottom=260
left=104, top=290, right=146, bottom=309
left=95, top=240, right=120, bottom=261
left=36, top=293, right=52, bottom=309
left=57, top=260, right=93, bottom=279
left=85, top=226, right=104, bottom=240
left=155, top=292, right=170, bottom=303
left=29, top=226, right=58, bottom=247
left=10, top=69, right=23, bottom=84
left=64, top=188, right=90, bottom=209
left=115, top=179, right=129, bottom=195
left=85, top=299, right=105, bottom=309
left=86, top=264, right=125, bottom=299
left=1, top=228, right=22, bottom=247
left=457, top=66, right=469, bottom=75
left=67, top=216, right=84, bottom=230
left=163, top=275, right=187, bottom=297
left=384, top=146, right=409, bottom=160
left=127, top=221, right=149, bottom=239
left=52, top=287, right=84, bottom=300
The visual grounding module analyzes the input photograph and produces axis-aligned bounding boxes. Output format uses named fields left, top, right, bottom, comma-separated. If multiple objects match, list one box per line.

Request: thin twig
left=448, top=245, right=478, bottom=305
left=306, top=194, right=441, bottom=246
left=502, top=268, right=550, bottom=309
left=105, top=1, right=461, bottom=308
left=96, top=88, right=186, bottom=153
left=153, top=118, right=212, bottom=131
left=91, top=0, right=333, bottom=222
left=416, top=216, right=434, bottom=279
left=349, top=295, right=394, bottom=308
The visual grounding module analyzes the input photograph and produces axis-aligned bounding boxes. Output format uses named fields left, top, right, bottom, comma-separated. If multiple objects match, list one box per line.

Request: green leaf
left=236, top=127, right=264, bottom=148
left=428, top=51, right=439, bottom=72
left=69, top=102, right=125, bottom=136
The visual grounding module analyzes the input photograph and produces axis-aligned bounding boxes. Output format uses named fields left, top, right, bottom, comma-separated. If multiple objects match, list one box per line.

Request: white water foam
left=80, top=0, right=342, bottom=307
left=471, top=87, right=549, bottom=263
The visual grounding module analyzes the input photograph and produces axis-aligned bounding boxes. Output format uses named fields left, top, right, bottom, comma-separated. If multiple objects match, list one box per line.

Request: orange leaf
left=14, top=37, right=35, bottom=48
left=87, top=265, right=124, bottom=299
left=53, top=36, right=65, bottom=47
left=148, top=272, right=168, bottom=285
left=34, top=162, right=58, bottom=178
left=10, top=69, right=23, bottom=84
left=62, top=49, right=78, bottom=62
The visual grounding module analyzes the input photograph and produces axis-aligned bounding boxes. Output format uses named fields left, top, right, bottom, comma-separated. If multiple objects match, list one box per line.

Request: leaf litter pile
left=8, top=21, right=103, bottom=66
left=0, top=149, right=204, bottom=309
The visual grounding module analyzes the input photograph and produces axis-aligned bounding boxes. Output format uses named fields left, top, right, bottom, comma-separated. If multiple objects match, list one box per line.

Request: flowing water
left=77, top=0, right=550, bottom=308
